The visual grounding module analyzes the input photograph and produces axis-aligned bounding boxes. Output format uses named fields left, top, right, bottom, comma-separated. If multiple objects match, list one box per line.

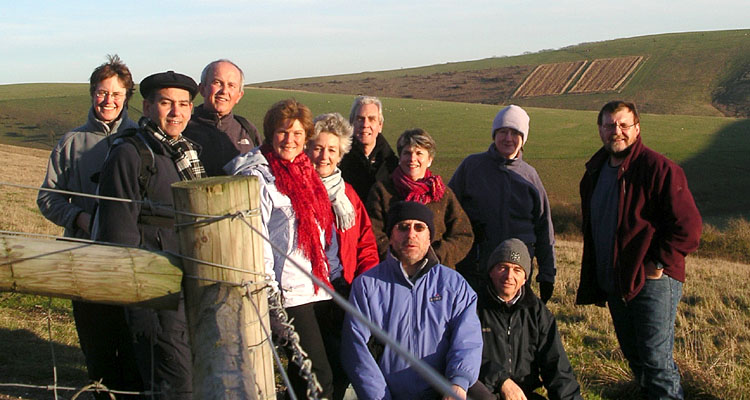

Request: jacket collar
left=85, top=106, right=129, bottom=135
left=385, top=246, right=440, bottom=286
left=585, top=136, right=645, bottom=176
left=483, top=282, right=536, bottom=310
left=486, top=143, right=521, bottom=167
left=191, top=104, right=234, bottom=127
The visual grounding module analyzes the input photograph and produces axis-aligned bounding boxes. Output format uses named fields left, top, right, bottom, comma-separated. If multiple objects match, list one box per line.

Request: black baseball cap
left=139, top=70, right=198, bottom=100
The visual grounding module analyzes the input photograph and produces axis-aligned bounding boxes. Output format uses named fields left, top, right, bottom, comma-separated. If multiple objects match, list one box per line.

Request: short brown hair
left=597, top=100, right=640, bottom=126
left=263, top=99, right=314, bottom=144
left=89, top=54, right=135, bottom=105
left=396, top=128, right=437, bottom=159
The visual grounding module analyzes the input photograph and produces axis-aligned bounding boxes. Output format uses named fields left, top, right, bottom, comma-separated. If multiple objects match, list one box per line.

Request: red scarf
left=261, top=144, right=334, bottom=291
left=391, top=166, right=446, bottom=204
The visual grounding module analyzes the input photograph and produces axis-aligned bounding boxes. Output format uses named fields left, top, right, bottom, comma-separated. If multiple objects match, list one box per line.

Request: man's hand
left=442, top=384, right=466, bottom=400
left=644, top=260, right=664, bottom=280
left=539, top=281, right=554, bottom=303
left=75, top=212, right=91, bottom=235
left=500, top=378, right=526, bottom=400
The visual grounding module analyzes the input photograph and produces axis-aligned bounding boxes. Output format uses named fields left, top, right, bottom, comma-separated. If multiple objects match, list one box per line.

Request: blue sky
left=1, top=0, right=747, bottom=85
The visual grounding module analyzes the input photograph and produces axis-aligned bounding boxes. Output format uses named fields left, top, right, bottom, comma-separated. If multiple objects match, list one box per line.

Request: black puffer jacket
left=183, top=104, right=261, bottom=176
left=477, top=285, right=582, bottom=400
left=340, top=134, right=398, bottom=202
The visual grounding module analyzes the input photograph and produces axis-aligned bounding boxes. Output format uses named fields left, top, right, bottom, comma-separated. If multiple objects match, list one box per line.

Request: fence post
left=172, top=175, right=274, bottom=400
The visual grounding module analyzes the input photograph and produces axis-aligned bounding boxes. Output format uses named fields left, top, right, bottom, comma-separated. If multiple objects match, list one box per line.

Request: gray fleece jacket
left=37, top=107, right=138, bottom=238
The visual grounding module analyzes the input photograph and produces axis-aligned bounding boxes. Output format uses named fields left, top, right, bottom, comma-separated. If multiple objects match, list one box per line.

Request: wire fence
left=0, top=181, right=465, bottom=400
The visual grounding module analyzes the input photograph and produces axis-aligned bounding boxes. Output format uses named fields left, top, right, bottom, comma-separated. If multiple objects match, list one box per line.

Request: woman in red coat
left=306, top=112, right=379, bottom=400
left=307, top=112, right=380, bottom=284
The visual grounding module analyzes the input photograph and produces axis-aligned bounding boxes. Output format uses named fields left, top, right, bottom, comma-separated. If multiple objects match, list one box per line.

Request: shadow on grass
left=0, top=328, right=87, bottom=400
left=681, top=118, right=750, bottom=225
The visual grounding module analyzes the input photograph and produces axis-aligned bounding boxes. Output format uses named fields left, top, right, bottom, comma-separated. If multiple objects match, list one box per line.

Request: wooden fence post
left=172, top=175, right=274, bottom=400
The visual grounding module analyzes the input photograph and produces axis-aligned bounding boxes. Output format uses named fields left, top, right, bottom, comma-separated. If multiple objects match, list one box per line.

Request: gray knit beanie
left=486, top=238, right=531, bottom=277
left=491, top=105, right=530, bottom=145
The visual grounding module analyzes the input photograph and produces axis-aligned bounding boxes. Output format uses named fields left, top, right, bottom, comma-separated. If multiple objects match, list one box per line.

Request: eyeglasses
left=395, top=222, right=428, bottom=233
left=94, top=90, right=126, bottom=100
left=601, top=122, right=636, bottom=132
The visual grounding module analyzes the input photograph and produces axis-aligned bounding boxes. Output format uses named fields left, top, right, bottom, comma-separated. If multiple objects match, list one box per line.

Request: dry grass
left=0, top=144, right=62, bottom=236
left=549, top=240, right=750, bottom=399
left=1, top=143, right=748, bottom=399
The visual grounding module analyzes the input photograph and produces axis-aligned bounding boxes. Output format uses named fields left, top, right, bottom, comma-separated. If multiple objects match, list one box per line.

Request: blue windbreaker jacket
left=341, top=249, right=482, bottom=399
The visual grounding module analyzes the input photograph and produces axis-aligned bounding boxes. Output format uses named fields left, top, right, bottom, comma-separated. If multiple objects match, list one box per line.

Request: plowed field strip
left=569, top=56, right=643, bottom=93
left=513, top=61, right=586, bottom=97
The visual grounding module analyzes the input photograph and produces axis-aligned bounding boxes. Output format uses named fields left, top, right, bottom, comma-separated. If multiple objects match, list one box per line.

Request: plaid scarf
left=140, top=117, right=206, bottom=181
left=392, top=166, right=445, bottom=204
left=261, top=144, right=334, bottom=292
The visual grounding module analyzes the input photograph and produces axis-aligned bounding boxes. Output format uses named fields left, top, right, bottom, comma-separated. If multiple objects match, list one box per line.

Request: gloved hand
left=539, top=281, right=554, bottom=303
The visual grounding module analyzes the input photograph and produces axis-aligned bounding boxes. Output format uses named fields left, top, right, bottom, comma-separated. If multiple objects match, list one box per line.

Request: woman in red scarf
left=224, top=99, right=340, bottom=399
left=365, top=128, right=474, bottom=268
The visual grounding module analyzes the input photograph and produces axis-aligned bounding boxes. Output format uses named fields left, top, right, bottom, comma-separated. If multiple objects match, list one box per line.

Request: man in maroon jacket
left=577, top=101, right=701, bottom=399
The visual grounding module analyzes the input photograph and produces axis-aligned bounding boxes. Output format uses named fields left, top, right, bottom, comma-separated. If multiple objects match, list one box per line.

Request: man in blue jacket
left=341, top=201, right=482, bottom=399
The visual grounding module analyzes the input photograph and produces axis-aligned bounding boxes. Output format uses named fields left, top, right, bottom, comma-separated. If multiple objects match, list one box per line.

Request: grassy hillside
left=1, top=86, right=748, bottom=227
left=0, top=145, right=747, bottom=398
left=257, top=30, right=750, bottom=117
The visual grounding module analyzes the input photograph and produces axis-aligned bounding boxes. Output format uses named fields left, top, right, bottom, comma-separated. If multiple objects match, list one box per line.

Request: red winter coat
left=338, top=183, right=379, bottom=283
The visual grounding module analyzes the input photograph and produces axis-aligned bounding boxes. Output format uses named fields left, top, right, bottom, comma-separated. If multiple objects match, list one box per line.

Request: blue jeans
left=608, top=275, right=683, bottom=400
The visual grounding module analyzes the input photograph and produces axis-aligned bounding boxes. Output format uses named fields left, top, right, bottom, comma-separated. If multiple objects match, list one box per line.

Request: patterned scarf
left=140, top=117, right=206, bottom=181
left=320, top=168, right=356, bottom=231
left=392, top=166, right=446, bottom=204
left=261, top=144, right=334, bottom=291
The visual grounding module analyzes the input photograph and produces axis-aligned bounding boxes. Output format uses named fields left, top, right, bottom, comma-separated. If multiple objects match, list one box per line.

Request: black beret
left=139, top=71, right=198, bottom=100
left=386, top=201, right=435, bottom=240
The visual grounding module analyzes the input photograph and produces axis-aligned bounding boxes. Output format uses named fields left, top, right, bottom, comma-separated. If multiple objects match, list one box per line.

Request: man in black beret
left=94, top=71, right=205, bottom=399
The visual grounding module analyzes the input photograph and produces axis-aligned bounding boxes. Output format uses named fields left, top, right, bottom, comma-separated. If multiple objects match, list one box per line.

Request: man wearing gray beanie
left=468, top=239, right=582, bottom=400
left=341, top=201, right=482, bottom=400
left=449, top=104, right=557, bottom=303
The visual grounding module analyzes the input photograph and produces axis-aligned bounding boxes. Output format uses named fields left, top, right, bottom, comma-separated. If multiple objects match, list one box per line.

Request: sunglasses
left=396, top=222, right=428, bottom=233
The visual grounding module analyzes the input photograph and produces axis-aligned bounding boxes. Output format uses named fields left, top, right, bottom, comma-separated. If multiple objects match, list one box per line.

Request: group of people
left=37, top=55, right=701, bottom=400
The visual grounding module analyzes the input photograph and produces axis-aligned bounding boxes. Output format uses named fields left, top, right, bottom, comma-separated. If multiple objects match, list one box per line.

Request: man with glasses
left=183, top=59, right=261, bottom=175
left=341, top=201, right=482, bottom=400
left=577, top=100, right=701, bottom=399
left=37, top=55, right=142, bottom=398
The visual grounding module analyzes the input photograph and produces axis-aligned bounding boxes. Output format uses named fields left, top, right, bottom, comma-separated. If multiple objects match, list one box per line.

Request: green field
left=1, top=30, right=750, bottom=397
left=259, top=29, right=750, bottom=118
left=1, top=85, right=748, bottom=228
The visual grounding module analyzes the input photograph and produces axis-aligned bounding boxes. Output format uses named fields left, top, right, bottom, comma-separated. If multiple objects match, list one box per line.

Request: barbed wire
left=1, top=179, right=464, bottom=400
left=0, top=381, right=154, bottom=398
left=45, top=297, right=59, bottom=400
left=1, top=181, right=260, bottom=221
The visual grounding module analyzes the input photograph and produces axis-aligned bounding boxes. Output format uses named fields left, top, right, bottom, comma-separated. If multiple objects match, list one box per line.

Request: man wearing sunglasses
left=341, top=201, right=482, bottom=400
left=577, top=100, right=702, bottom=399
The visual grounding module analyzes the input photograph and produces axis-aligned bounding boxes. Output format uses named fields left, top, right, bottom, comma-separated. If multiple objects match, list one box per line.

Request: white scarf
left=320, top=168, right=356, bottom=231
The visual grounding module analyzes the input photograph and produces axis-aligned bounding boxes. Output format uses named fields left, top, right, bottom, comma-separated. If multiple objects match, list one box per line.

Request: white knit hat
left=492, top=105, right=530, bottom=145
